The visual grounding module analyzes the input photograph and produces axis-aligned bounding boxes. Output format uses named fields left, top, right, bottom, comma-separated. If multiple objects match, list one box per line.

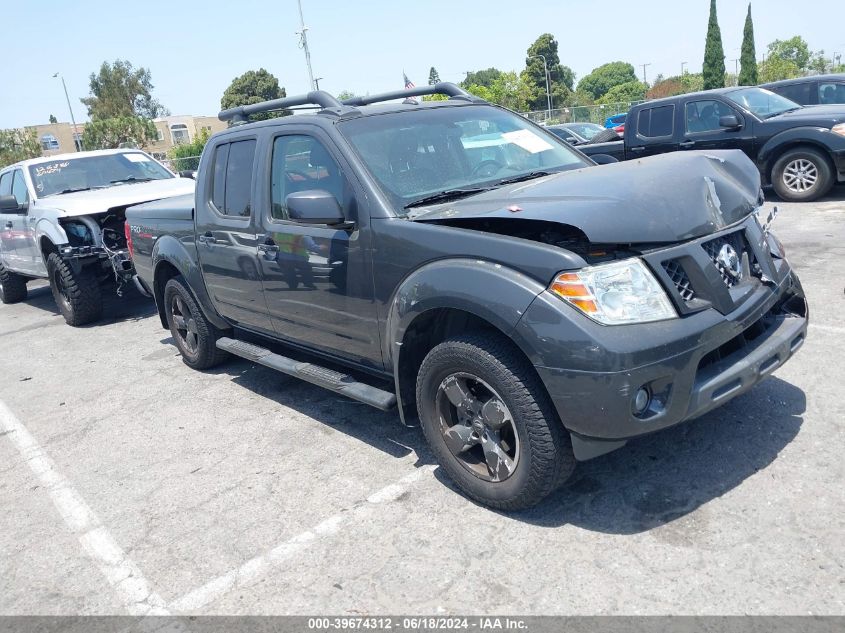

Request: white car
left=0, top=149, right=195, bottom=325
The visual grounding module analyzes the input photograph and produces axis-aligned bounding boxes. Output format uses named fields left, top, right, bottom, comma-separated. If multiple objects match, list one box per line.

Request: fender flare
left=151, top=234, right=230, bottom=330
left=757, top=127, right=837, bottom=179
left=384, top=257, right=548, bottom=424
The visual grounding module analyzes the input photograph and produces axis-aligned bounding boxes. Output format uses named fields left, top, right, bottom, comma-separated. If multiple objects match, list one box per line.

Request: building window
left=170, top=124, right=190, bottom=145
left=156, top=128, right=164, bottom=142
left=73, top=132, right=84, bottom=151
left=41, top=134, right=60, bottom=150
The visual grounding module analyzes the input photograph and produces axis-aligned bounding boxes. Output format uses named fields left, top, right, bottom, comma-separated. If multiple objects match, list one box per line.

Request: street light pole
left=731, top=58, right=740, bottom=85
left=640, top=63, right=651, bottom=85
left=681, top=61, right=688, bottom=75
left=528, top=54, right=552, bottom=117
left=53, top=73, right=81, bottom=151
left=296, top=0, right=316, bottom=91
left=314, top=77, right=323, bottom=90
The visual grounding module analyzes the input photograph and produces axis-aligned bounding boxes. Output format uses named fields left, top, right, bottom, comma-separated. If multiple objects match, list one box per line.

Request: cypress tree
left=702, top=0, right=726, bottom=89
left=738, top=4, right=758, bottom=85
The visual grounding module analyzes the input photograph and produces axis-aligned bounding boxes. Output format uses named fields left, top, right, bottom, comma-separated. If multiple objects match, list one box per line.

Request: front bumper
left=516, top=269, right=807, bottom=461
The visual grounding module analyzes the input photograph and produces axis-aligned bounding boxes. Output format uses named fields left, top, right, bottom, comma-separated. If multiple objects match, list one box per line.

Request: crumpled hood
left=33, top=178, right=196, bottom=217
left=409, top=150, right=762, bottom=244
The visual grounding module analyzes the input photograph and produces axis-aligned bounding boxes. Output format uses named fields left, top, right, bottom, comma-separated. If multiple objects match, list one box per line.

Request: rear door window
left=637, top=105, right=675, bottom=138
left=209, top=139, right=256, bottom=217
left=773, top=82, right=812, bottom=105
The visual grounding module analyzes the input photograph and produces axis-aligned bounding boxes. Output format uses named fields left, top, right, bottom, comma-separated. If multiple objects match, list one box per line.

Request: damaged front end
left=59, top=209, right=136, bottom=295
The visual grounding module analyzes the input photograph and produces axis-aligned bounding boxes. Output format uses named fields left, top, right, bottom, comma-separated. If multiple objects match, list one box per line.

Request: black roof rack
left=217, top=82, right=484, bottom=124
left=341, top=82, right=482, bottom=106
left=218, top=90, right=344, bottom=124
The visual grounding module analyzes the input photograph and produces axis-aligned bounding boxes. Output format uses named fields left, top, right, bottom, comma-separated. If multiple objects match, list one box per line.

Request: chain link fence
left=155, top=154, right=202, bottom=173
left=521, top=101, right=645, bottom=126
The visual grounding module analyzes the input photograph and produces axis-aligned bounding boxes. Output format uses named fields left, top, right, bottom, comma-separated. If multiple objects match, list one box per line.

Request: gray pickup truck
left=0, top=149, right=194, bottom=325
left=126, top=83, right=808, bottom=510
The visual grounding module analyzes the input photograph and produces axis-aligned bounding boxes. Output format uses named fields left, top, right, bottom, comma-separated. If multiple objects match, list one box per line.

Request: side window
left=209, top=140, right=256, bottom=217
left=0, top=172, right=11, bottom=197
left=11, top=171, right=29, bottom=206
left=775, top=82, right=812, bottom=105
left=819, top=82, right=845, bottom=105
left=270, top=135, right=344, bottom=221
left=637, top=105, right=675, bottom=138
left=685, top=100, right=733, bottom=133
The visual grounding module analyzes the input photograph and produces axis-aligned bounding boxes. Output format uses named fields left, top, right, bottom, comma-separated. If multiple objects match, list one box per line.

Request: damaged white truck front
left=0, top=149, right=195, bottom=325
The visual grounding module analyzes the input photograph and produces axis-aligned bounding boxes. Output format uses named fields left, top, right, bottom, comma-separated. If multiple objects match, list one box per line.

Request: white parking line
left=171, top=464, right=436, bottom=613
left=0, top=400, right=169, bottom=616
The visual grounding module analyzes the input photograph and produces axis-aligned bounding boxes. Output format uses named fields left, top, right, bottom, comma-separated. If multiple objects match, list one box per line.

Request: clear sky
left=2, top=0, right=843, bottom=128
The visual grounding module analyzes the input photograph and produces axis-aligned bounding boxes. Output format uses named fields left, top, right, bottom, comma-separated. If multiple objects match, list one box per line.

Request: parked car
left=0, top=150, right=195, bottom=324
left=761, top=74, right=845, bottom=106
left=578, top=86, right=845, bottom=201
left=127, top=83, right=807, bottom=510
left=604, top=113, right=627, bottom=129
left=547, top=122, right=620, bottom=145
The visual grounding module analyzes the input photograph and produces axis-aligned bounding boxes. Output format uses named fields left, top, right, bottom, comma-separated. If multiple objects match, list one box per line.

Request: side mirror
left=286, top=190, right=345, bottom=225
left=0, top=195, right=23, bottom=213
left=590, top=154, right=620, bottom=165
left=178, top=170, right=196, bottom=179
left=564, top=137, right=579, bottom=145
left=719, top=114, right=741, bottom=129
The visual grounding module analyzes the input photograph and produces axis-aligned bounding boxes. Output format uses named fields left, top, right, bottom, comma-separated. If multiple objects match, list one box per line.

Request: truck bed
left=578, top=140, right=626, bottom=162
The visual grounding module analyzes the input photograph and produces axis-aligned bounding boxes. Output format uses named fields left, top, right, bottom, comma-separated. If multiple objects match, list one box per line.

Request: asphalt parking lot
left=1, top=189, right=843, bottom=616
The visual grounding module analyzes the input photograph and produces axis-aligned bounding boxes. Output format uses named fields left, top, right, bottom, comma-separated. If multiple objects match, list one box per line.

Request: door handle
left=679, top=140, right=695, bottom=149
left=197, top=232, right=217, bottom=245
left=4, top=222, right=12, bottom=229
left=629, top=146, right=645, bottom=153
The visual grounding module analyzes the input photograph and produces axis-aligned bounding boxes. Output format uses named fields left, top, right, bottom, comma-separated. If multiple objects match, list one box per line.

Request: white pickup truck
left=0, top=149, right=195, bottom=325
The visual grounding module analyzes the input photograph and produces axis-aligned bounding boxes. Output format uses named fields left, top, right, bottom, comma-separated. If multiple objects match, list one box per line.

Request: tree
left=577, top=62, right=638, bottom=101
left=597, top=81, right=646, bottom=105
left=0, top=129, right=41, bottom=169
left=168, top=128, right=210, bottom=172
left=220, top=69, right=290, bottom=121
left=647, top=76, right=686, bottom=99
left=738, top=3, right=757, bottom=85
left=336, top=90, right=357, bottom=101
left=523, top=34, right=575, bottom=110
left=49, top=114, right=58, bottom=124
left=702, top=0, right=725, bottom=90
left=81, top=60, right=168, bottom=120
left=766, top=36, right=811, bottom=71
left=462, top=68, right=502, bottom=89
left=428, top=67, right=441, bottom=85
left=757, top=57, right=800, bottom=83
left=81, top=117, right=158, bottom=150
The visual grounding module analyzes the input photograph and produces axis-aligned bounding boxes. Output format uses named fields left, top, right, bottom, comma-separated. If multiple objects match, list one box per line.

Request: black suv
left=761, top=74, right=845, bottom=106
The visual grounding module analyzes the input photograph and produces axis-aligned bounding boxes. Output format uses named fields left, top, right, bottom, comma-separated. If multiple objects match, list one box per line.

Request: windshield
left=725, top=87, right=801, bottom=119
left=338, top=105, right=590, bottom=210
left=28, top=152, right=173, bottom=198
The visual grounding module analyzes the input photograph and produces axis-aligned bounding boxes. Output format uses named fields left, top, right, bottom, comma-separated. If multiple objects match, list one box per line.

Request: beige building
left=28, top=115, right=228, bottom=160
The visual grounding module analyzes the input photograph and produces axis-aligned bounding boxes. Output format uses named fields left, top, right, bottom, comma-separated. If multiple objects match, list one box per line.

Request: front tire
left=47, top=253, right=102, bottom=326
left=163, top=276, right=229, bottom=370
left=0, top=264, right=28, bottom=304
left=771, top=147, right=834, bottom=202
left=416, top=332, right=575, bottom=510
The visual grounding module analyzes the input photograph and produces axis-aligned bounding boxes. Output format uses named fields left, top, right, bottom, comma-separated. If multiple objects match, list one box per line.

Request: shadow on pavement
left=21, top=282, right=156, bottom=325
left=765, top=182, right=845, bottom=203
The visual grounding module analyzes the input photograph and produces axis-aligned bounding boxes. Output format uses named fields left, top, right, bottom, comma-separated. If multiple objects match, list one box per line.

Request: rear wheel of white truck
left=164, top=276, right=229, bottom=370
left=47, top=253, right=102, bottom=326
left=0, top=264, right=28, bottom=304
left=416, top=332, right=576, bottom=510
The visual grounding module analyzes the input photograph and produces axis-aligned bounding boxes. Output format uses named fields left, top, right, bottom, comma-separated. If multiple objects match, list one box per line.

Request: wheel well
left=40, top=237, right=58, bottom=260
left=396, top=307, right=537, bottom=424
left=765, top=142, right=836, bottom=184
left=153, top=261, right=181, bottom=329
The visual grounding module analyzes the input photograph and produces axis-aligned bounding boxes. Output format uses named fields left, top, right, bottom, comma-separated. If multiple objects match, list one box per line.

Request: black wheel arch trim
left=151, top=234, right=230, bottom=331
left=757, top=127, right=841, bottom=182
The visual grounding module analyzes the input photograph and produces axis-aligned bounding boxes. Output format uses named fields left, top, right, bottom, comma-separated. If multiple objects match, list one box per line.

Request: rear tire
left=416, top=332, right=575, bottom=510
left=47, top=253, right=102, bottom=326
left=163, top=276, right=229, bottom=370
left=0, top=264, right=27, bottom=304
left=771, top=147, right=834, bottom=202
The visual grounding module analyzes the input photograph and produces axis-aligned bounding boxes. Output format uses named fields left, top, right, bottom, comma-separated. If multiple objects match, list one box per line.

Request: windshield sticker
left=502, top=130, right=554, bottom=154
left=123, top=153, right=151, bottom=163
left=33, top=162, right=70, bottom=177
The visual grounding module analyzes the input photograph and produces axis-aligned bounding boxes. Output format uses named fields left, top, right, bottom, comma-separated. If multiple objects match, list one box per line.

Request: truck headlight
left=832, top=123, right=845, bottom=138
left=550, top=258, right=677, bottom=325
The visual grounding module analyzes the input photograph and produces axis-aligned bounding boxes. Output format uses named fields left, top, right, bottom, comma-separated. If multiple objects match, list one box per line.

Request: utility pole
left=528, top=54, right=552, bottom=117
left=641, top=63, right=651, bottom=85
left=296, top=0, right=316, bottom=91
left=731, top=58, right=739, bottom=85
left=53, top=73, right=80, bottom=152
left=314, top=77, right=323, bottom=90
left=681, top=61, right=688, bottom=76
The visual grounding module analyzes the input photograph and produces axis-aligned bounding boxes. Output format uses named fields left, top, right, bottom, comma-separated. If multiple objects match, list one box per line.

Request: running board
left=216, top=337, right=397, bottom=411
